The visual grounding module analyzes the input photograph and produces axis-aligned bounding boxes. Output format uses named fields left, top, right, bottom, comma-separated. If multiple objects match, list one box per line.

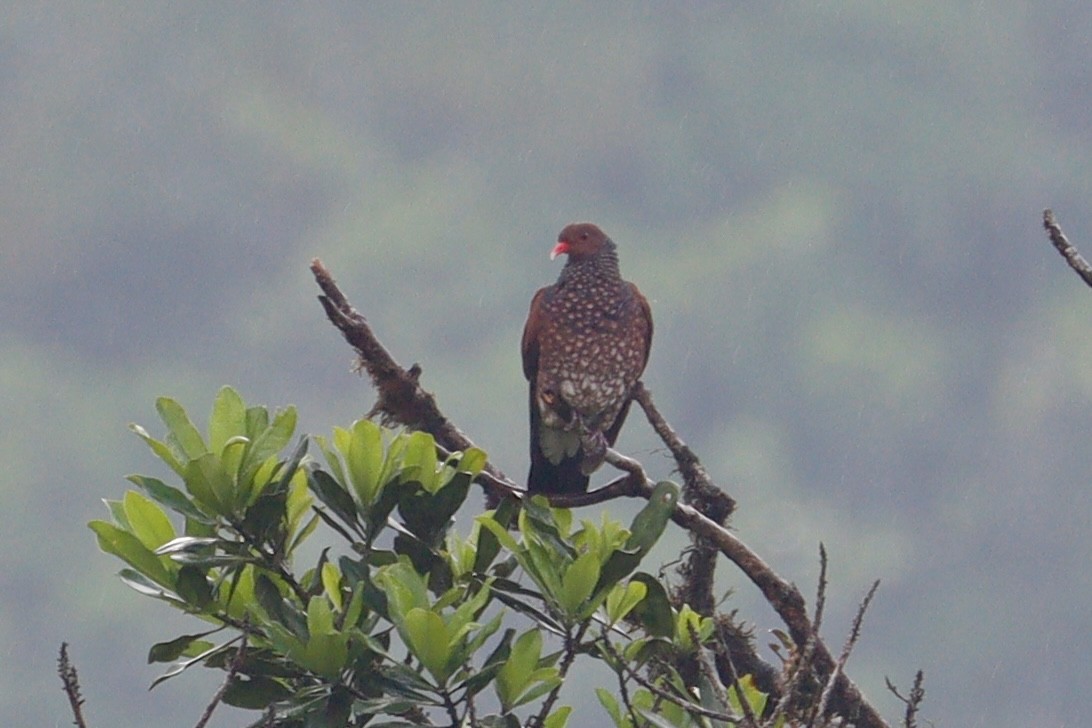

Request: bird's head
left=551, top=223, right=615, bottom=262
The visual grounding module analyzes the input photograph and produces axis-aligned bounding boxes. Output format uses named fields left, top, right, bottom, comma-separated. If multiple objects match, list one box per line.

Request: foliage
left=91, top=387, right=776, bottom=727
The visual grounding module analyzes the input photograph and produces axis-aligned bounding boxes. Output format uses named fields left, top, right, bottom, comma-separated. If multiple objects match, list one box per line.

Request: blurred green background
left=4, top=3, right=1091, bottom=726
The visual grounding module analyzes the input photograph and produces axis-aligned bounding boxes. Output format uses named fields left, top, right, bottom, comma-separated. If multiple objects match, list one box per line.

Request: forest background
left=3, top=4, right=1091, bottom=727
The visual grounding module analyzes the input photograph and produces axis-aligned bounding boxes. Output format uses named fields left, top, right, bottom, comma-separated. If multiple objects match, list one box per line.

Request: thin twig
left=1043, top=209, right=1092, bottom=288
left=886, top=670, right=926, bottom=728
left=531, top=622, right=589, bottom=727
left=600, top=638, right=740, bottom=724
left=814, top=580, right=881, bottom=724
left=689, top=623, right=736, bottom=719
left=58, top=643, right=89, bottom=728
left=772, top=544, right=829, bottom=725
left=193, top=633, right=249, bottom=728
left=600, top=630, right=640, bottom=726
left=700, top=623, right=762, bottom=728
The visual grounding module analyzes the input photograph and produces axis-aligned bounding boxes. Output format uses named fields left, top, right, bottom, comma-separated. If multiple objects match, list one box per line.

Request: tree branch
left=58, top=643, right=89, bottom=728
left=311, top=259, right=891, bottom=727
left=1043, top=209, right=1092, bottom=288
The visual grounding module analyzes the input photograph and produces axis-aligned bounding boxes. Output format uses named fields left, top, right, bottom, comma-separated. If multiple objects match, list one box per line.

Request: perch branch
left=1043, top=209, right=1092, bottom=288
left=311, top=259, right=889, bottom=728
left=311, top=258, right=516, bottom=504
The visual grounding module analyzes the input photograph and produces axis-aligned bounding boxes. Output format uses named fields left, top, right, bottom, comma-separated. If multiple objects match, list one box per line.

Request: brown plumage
left=521, top=223, right=653, bottom=494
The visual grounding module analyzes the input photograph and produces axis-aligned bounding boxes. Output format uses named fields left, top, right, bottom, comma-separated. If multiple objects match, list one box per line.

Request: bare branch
left=311, top=260, right=892, bottom=728
left=633, top=383, right=735, bottom=523
left=886, top=670, right=926, bottom=728
left=57, top=643, right=89, bottom=728
left=193, top=633, right=248, bottom=728
left=814, top=580, right=881, bottom=724
left=600, top=638, right=741, bottom=724
left=1043, top=209, right=1092, bottom=288
left=311, top=258, right=518, bottom=504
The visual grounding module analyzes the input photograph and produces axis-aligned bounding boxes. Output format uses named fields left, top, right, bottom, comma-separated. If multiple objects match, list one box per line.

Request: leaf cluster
left=93, top=387, right=777, bottom=727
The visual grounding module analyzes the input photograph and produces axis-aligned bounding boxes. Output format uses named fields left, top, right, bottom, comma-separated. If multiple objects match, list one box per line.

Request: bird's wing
left=630, top=282, right=654, bottom=373
left=521, top=286, right=550, bottom=381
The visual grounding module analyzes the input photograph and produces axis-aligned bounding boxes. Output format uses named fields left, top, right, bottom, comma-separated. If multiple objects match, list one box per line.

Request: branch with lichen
left=311, top=258, right=895, bottom=727
left=1043, top=209, right=1092, bottom=288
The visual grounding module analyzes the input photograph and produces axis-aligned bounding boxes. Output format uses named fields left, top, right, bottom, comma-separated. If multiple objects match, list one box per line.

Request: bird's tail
left=527, top=448, right=590, bottom=494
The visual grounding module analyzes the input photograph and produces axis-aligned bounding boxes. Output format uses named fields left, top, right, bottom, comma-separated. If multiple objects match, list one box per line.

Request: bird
left=521, top=223, right=653, bottom=494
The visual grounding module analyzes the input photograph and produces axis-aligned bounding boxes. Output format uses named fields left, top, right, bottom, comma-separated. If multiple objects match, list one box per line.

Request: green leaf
left=605, top=580, right=648, bottom=626
left=457, top=446, right=488, bottom=476
left=398, top=472, right=470, bottom=545
left=307, top=595, right=336, bottom=635
left=127, top=474, right=207, bottom=521
left=156, top=396, right=207, bottom=460
left=347, top=419, right=384, bottom=505
left=255, top=574, right=306, bottom=638
left=183, top=453, right=234, bottom=515
left=376, top=560, right=430, bottom=621
left=307, top=468, right=361, bottom=534
left=474, top=497, right=518, bottom=574
left=148, top=640, right=233, bottom=690
left=496, top=628, right=542, bottom=710
left=241, top=406, right=297, bottom=486
left=123, top=490, right=176, bottom=550
left=461, top=627, right=514, bottom=698
left=117, top=568, right=181, bottom=603
left=221, top=675, right=292, bottom=709
left=89, top=520, right=173, bottom=587
left=175, top=565, right=213, bottom=609
left=321, top=562, right=343, bottom=611
left=401, top=430, right=439, bottom=492
left=403, top=608, right=451, bottom=683
left=728, top=674, right=768, bottom=718
left=147, top=630, right=218, bottom=663
left=208, top=386, right=247, bottom=455
left=129, top=424, right=185, bottom=478
left=544, top=706, right=573, bottom=728
left=597, top=687, right=624, bottom=727
left=559, top=551, right=600, bottom=616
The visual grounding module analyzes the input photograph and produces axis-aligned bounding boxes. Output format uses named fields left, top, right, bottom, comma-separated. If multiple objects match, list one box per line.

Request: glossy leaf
left=123, top=490, right=176, bottom=550
left=497, top=629, right=540, bottom=698
left=545, top=706, right=573, bottom=728
left=559, top=551, right=600, bottom=616
left=605, top=579, right=648, bottom=626
left=89, top=520, right=173, bottom=587
left=147, top=630, right=218, bottom=663
left=208, top=386, right=247, bottom=455
left=307, top=468, right=361, bottom=534
left=156, top=397, right=207, bottom=460
left=129, top=423, right=185, bottom=478
left=183, top=453, right=233, bottom=515
left=127, top=474, right=207, bottom=521
left=221, top=675, right=292, bottom=709
left=403, top=608, right=451, bottom=683
left=346, top=419, right=384, bottom=505
left=400, top=430, right=439, bottom=492
left=174, top=565, right=213, bottom=609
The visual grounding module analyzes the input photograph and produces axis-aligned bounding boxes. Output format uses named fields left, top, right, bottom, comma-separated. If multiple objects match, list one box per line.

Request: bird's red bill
left=550, top=241, right=570, bottom=260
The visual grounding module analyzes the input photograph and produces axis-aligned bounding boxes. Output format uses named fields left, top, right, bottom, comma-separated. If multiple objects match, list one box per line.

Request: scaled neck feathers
left=558, top=239, right=621, bottom=284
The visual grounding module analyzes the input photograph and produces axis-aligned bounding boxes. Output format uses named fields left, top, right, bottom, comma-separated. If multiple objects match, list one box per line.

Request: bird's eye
left=580, top=233, right=589, bottom=241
